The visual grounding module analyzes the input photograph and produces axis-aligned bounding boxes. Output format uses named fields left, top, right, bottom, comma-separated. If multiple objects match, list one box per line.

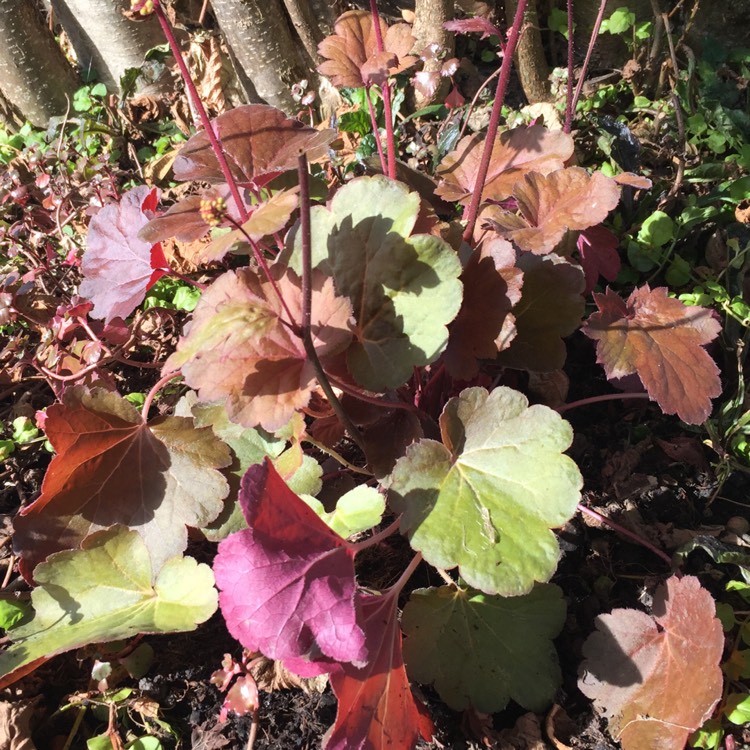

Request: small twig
left=198, top=0, right=210, bottom=25
left=667, top=92, right=686, bottom=198
left=246, top=707, right=259, bottom=750
left=569, top=0, right=608, bottom=118
left=578, top=503, right=674, bottom=567
left=557, top=392, right=651, bottom=414
left=302, top=435, right=373, bottom=476
left=1, top=555, right=15, bottom=589
left=141, top=371, right=181, bottom=421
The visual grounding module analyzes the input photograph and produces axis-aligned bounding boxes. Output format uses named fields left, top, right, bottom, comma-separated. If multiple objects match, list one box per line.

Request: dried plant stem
left=303, top=436, right=373, bottom=475
left=141, top=371, right=182, bottom=421
left=297, top=155, right=365, bottom=453
left=152, top=2, right=249, bottom=223
left=557, top=392, right=651, bottom=414
left=368, top=0, right=396, bottom=178
left=577, top=503, right=674, bottom=567
left=462, top=0, right=529, bottom=242
left=569, top=0, right=608, bottom=118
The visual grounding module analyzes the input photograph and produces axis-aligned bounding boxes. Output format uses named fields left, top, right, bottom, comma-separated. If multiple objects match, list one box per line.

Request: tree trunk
left=281, top=0, right=326, bottom=70
left=210, top=0, right=312, bottom=114
left=412, top=0, right=455, bottom=106
left=0, top=0, right=80, bottom=127
left=51, top=0, right=165, bottom=93
left=506, top=0, right=551, bottom=103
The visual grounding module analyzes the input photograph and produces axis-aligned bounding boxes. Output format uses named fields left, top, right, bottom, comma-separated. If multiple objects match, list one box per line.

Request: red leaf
left=214, top=460, right=367, bottom=674
left=324, top=593, right=434, bottom=750
left=583, top=286, right=722, bottom=423
left=79, top=186, right=169, bottom=322
left=577, top=225, right=621, bottom=293
left=13, top=387, right=231, bottom=579
left=579, top=575, right=723, bottom=750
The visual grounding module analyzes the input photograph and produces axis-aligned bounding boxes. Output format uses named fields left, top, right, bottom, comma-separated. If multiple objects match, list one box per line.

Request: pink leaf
left=577, top=225, right=621, bottom=293
left=80, top=186, right=168, bottom=322
left=214, top=460, right=367, bottom=674
left=443, top=17, right=504, bottom=42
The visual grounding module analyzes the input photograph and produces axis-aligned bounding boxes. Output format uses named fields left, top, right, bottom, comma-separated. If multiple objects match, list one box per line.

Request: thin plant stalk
left=152, top=1, right=248, bottom=224
left=564, top=0, right=575, bottom=132
left=557, top=392, right=651, bottom=414
left=365, top=84, right=388, bottom=175
left=297, top=155, right=366, bottom=453
left=462, top=0, right=529, bottom=243
left=368, top=0, right=396, bottom=178
left=141, top=371, right=181, bottom=421
left=569, top=0, right=608, bottom=118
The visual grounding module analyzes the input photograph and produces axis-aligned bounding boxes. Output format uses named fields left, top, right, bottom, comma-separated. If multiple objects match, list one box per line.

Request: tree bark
left=0, top=0, right=80, bottom=127
left=506, top=0, right=551, bottom=103
left=412, top=0, right=455, bottom=106
left=210, top=0, right=312, bottom=114
left=281, top=0, right=326, bottom=70
left=51, top=0, right=165, bottom=94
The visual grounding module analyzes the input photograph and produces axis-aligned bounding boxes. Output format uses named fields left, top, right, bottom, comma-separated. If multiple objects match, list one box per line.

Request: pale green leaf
left=0, top=527, right=217, bottom=684
left=402, top=584, right=565, bottom=712
left=302, top=485, right=385, bottom=538
left=387, top=387, right=582, bottom=595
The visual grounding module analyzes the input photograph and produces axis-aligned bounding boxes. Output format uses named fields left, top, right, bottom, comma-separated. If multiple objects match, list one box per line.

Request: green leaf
left=0, top=527, right=217, bottom=685
left=637, top=210, right=676, bottom=249
left=601, top=7, right=635, bottom=34
left=303, top=485, right=385, bottom=538
left=402, top=584, right=565, bottom=712
left=724, top=693, right=750, bottom=724
left=690, top=719, right=723, bottom=749
left=0, top=598, right=29, bottom=631
left=284, top=175, right=463, bottom=390
left=12, top=416, right=39, bottom=444
left=548, top=8, right=571, bottom=39
left=172, top=285, right=201, bottom=312
left=126, top=737, right=163, bottom=750
left=0, top=440, right=14, bottom=460
left=387, top=387, right=582, bottom=595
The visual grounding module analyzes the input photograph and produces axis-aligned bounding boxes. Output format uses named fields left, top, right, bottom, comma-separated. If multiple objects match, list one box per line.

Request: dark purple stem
left=578, top=503, right=674, bottom=567
left=152, top=2, right=249, bottom=223
left=570, top=0, right=608, bottom=118
left=462, top=0, right=529, bottom=243
left=556, top=392, right=651, bottom=415
left=564, top=0, right=575, bottom=132
left=368, top=0, right=396, bottom=179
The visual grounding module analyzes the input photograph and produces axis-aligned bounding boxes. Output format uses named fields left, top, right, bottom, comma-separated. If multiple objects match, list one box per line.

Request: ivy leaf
left=283, top=176, right=462, bottom=390
left=577, top=225, right=621, bottom=294
left=387, top=387, right=582, bottom=595
left=402, top=584, right=565, bottom=713
left=325, top=592, right=434, bottom=750
left=0, top=526, right=217, bottom=689
left=214, top=460, right=367, bottom=675
left=80, top=186, right=169, bottom=322
left=13, top=387, right=231, bottom=578
left=497, top=254, right=585, bottom=372
left=436, top=124, right=574, bottom=205
left=173, top=105, right=335, bottom=184
left=166, top=266, right=353, bottom=431
left=579, top=575, right=724, bottom=750
left=317, top=10, right=417, bottom=89
left=485, top=168, right=621, bottom=254
left=583, top=286, right=722, bottom=423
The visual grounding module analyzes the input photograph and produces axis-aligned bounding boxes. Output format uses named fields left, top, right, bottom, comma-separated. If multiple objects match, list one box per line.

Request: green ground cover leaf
left=387, top=387, right=582, bottom=595
left=0, top=527, right=217, bottom=687
left=284, top=175, right=463, bottom=390
left=402, top=583, right=565, bottom=712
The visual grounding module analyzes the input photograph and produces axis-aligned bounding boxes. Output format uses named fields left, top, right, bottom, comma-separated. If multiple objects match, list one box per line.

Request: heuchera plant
left=0, top=1, right=727, bottom=748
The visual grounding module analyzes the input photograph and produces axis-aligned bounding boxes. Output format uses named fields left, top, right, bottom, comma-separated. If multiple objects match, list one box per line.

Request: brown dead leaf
left=0, top=701, right=37, bottom=750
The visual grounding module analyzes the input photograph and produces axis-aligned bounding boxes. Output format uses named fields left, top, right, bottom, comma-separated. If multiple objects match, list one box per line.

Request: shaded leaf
left=166, top=266, right=353, bottom=431
left=436, top=124, right=574, bottom=205
left=577, top=225, right=621, bottom=294
left=13, top=388, right=231, bottom=577
left=387, top=387, right=582, bottom=595
left=485, top=168, right=621, bottom=254
left=402, top=584, right=565, bottom=712
left=214, top=461, right=366, bottom=675
left=0, top=527, right=217, bottom=689
left=283, top=176, right=462, bottom=390
left=173, top=105, right=335, bottom=184
left=497, top=253, right=585, bottom=372
left=583, top=286, right=722, bottom=423
left=325, top=592, right=434, bottom=750
left=318, top=10, right=417, bottom=89
left=579, top=575, right=723, bottom=750
left=80, top=186, right=168, bottom=322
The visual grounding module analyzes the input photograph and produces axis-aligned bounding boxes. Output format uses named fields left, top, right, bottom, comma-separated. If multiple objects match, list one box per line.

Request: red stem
left=570, top=0, right=608, bottom=118
left=152, top=2, right=249, bottom=223
left=368, top=0, right=396, bottom=178
left=462, top=0, right=529, bottom=242
left=556, top=392, right=651, bottom=415
left=564, top=0, right=575, bottom=133
left=350, top=517, right=401, bottom=552
left=327, top=375, right=419, bottom=414
left=365, top=85, right=388, bottom=175
left=141, top=371, right=181, bottom=421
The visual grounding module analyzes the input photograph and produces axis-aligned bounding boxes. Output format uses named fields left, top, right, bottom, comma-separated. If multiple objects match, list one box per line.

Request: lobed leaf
left=80, top=186, right=168, bottom=322
left=436, top=124, right=574, bottom=205
left=13, top=388, right=231, bottom=578
left=402, top=584, right=565, bottom=713
left=0, top=527, right=217, bottom=688
left=325, top=592, right=434, bottom=750
left=387, top=387, right=582, bottom=595
left=214, top=460, right=367, bottom=675
left=579, top=575, right=724, bottom=750
left=583, top=285, right=722, bottom=423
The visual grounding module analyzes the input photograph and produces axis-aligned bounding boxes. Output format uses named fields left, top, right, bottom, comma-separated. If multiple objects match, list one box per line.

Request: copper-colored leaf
left=436, top=124, right=574, bottom=205
left=583, top=286, right=722, bottom=423
left=485, top=168, right=621, bottom=254
left=579, top=575, right=723, bottom=750
left=13, top=388, right=231, bottom=578
left=173, top=105, right=335, bottom=184
left=317, top=10, right=417, bottom=89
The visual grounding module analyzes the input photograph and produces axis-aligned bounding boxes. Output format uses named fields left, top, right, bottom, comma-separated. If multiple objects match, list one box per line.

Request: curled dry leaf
left=436, top=124, right=574, bottom=205
left=317, top=10, right=417, bottom=89
left=579, top=575, right=723, bottom=750
left=583, top=285, right=722, bottom=424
